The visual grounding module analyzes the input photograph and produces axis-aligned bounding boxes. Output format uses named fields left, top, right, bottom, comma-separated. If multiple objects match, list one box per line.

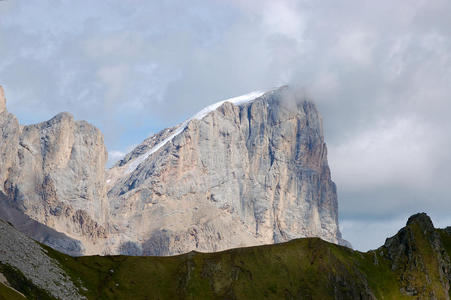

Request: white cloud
left=107, top=144, right=139, bottom=167
left=334, top=31, right=375, bottom=66
left=97, top=64, right=129, bottom=102
left=329, top=117, right=440, bottom=190
left=260, top=1, right=305, bottom=38
left=107, top=150, right=126, bottom=167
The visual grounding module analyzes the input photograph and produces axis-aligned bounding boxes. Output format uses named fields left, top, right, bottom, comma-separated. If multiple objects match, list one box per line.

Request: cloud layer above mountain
left=1, top=0, right=450, bottom=250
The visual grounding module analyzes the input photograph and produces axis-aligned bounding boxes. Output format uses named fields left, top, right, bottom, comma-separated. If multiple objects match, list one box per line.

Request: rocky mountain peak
left=406, top=212, right=435, bottom=231
left=383, top=212, right=450, bottom=298
left=0, top=85, right=6, bottom=113
left=106, top=86, right=346, bottom=255
left=49, top=111, right=74, bottom=123
left=0, top=85, right=347, bottom=256
left=0, top=86, right=109, bottom=255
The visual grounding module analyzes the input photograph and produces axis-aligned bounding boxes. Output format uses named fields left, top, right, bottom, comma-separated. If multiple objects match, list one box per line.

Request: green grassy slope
left=2, top=214, right=450, bottom=299
left=0, top=263, right=52, bottom=300
left=0, top=283, right=26, bottom=300
left=439, top=228, right=451, bottom=299
left=45, top=238, right=412, bottom=299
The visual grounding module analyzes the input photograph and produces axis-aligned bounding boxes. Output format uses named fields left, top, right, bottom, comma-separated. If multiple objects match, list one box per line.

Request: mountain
left=1, top=213, right=449, bottom=299
left=0, top=86, right=108, bottom=255
left=107, top=86, right=346, bottom=255
left=0, top=85, right=346, bottom=255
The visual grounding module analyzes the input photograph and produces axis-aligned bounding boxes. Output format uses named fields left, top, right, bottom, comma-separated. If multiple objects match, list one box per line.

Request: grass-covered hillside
left=1, top=213, right=450, bottom=299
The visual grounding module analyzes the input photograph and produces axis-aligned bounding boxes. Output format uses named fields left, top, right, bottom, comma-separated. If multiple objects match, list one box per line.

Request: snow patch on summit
left=125, top=120, right=189, bottom=173
left=124, top=90, right=267, bottom=174
left=191, top=90, right=266, bottom=120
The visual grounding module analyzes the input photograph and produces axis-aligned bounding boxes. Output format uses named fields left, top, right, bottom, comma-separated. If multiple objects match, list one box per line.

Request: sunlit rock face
left=0, top=86, right=6, bottom=113
left=0, top=85, right=346, bottom=256
left=0, top=86, right=109, bottom=255
left=107, top=86, right=345, bottom=255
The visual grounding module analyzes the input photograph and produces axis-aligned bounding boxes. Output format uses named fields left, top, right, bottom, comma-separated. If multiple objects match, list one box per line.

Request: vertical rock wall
left=0, top=87, right=109, bottom=254
left=108, top=87, right=344, bottom=255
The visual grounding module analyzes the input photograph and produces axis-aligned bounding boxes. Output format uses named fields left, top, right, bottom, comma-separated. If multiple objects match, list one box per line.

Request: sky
left=0, top=0, right=450, bottom=251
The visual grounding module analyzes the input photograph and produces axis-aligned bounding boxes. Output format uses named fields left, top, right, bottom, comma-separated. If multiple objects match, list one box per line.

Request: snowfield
left=125, top=90, right=268, bottom=174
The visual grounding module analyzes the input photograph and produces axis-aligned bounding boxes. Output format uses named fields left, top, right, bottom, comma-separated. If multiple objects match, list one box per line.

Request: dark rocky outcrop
left=445, top=227, right=451, bottom=235
left=383, top=213, right=451, bottom=299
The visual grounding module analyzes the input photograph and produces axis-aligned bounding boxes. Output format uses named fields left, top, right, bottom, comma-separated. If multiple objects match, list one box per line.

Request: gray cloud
left=0, top=0, right=450, bottom=250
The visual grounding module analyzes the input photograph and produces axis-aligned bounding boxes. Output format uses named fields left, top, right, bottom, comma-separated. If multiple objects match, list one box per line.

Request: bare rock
left=0, top=86, right=347, bottom=257
left=383, top=213, right=451, bottom=299
left=107, top=86, right=344, bottom=255
left=0, top=86, right=6, bottom=114
left=0, top=89, right=20, bottom=197
left=72, top=209, right=107, bottom=239
left=0, top=191, right=84, bottom=256
left=0, top=88, right=109, bottom=255
left=0, top=219, right=84, bottom=299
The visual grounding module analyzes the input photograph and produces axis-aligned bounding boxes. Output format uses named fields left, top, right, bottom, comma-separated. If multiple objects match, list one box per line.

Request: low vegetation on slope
left=0, top=264, right=49, bottom=300
left=1, top=213, right=450, bottom=299
left=0, top=282, right=26, bottom=300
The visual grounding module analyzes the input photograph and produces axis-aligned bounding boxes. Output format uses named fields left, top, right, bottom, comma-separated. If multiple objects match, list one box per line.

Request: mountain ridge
left=0, top=85, right=347, bottom=256
left=0, top=212, right=449, bottom=299
left=106, top=86, right=346, bottom=255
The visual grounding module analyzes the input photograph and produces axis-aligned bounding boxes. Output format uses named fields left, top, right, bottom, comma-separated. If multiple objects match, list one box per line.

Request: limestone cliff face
left=0, top=86, right=6, bottom=113
left=0, top=85, right=345, bottom=256
left=0, top=86, right=20, bottom=197
left=0, top=87, right=108, bottom=255
left=107, top=87, right=344, bottom=255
